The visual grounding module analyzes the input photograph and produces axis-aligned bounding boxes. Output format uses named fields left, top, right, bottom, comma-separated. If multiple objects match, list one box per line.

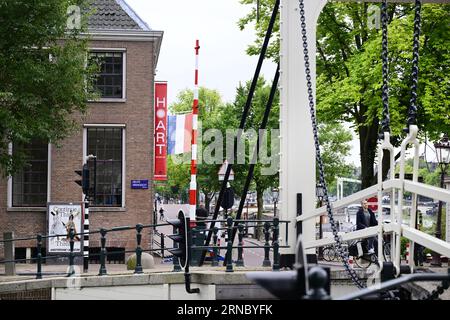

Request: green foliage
left=319, top=123, right=355, bottom=191
left=0, top=0, right=97, bottom=176
left=161, top=88, right=225, bottom=208
left=239, top=1, right=450, bottom=188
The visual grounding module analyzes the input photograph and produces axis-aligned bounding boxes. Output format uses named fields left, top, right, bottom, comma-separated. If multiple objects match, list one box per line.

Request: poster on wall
left=154, top=81, right=168, bottom=181
left=47, top=203, right=83, bottom=253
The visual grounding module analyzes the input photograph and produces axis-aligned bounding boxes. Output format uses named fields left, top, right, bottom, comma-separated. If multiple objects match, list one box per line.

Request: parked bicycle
left=321, top=238, right=391, bottom=269
left=349, top=238, right=392, bottom=269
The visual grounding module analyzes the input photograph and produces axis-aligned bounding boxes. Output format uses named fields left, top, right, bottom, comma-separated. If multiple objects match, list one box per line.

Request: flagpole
left=189, top=40, right=200, bottom=227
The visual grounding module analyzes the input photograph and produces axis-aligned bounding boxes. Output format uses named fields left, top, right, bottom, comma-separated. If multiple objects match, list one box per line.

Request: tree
left=155, top=156, right=190, bottom=202
left=218, top=78, right=279, bottom=238
left=319, top=122, right=356, bottom=194
left=168, top=87, right=225, bottom=212
left=0, top=0, right=97, bottom=175
left=239, top=1, right=450, bottom=189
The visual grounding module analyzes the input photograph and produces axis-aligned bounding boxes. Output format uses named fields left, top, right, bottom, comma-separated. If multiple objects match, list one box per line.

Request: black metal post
left=236, top=224, right=245, bottom=267
left=318, top=215, right=324, bottom=260
left=36, top=234, right=42, bottom=280
left=274, top=200, right=277, bottom=218
left=135, top=224, right=143, bottom=274
left=273, top=218, right=280, bottom=271
left=161, top=232, right=165, bottom=258
left=68, top=228, right=75, bottom=276
left=212, top=227, right=219, bottom=267
left=154, top=199, right=157, bottom=231
left=263, top=222, right=271, bottom=267
left=190, top=227, right=198, bottom=267
left=173, top=225, right=182, bottom=272
left=226, top=217, right=234, bottom=272
left=99, top=228, right=107, bottom=276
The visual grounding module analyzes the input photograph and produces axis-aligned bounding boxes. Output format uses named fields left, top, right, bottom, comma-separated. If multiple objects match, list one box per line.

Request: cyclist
left=356, top=199, right=378, bottom=254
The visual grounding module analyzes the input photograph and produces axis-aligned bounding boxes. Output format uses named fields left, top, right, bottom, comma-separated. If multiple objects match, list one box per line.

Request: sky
left=127, top=0, right=277, bottom=104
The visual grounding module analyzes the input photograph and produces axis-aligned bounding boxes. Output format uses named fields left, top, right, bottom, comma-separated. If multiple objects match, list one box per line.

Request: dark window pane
left=87, top=128, right=123, bottom=207
left=89, top=52, right=123, bottom=99
left=12, top=140, right=48, bottom=207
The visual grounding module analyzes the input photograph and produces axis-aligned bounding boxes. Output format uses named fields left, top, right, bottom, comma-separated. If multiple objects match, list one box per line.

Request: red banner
left=154, top=82, right=168, bottom=181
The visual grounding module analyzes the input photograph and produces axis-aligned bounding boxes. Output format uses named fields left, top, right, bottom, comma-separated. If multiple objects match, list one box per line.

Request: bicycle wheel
left=323, top=247, right=335, bottom=262
left=354, top=254, right=372, bottom=269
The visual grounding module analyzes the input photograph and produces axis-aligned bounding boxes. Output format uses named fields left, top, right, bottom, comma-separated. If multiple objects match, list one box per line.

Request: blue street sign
left=131, top=180, right=149, bottom=189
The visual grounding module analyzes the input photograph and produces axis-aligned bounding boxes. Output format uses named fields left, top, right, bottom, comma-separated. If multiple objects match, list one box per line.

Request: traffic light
left=168, top=211, right=189, bottom=269
left=75, top=163, right=90, bottom=196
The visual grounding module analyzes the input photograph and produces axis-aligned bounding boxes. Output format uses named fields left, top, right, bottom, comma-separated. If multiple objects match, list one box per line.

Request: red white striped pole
left=189, top=40, right=200, bottom=226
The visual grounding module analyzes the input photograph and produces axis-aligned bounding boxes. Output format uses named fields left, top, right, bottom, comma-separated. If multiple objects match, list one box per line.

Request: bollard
left=36, top=234, right=43, bottom=280
left=236, top=224, right=245, bottom=267
left=226, top=217, right=234, bottom=273
left=303, top=267, right=331, bottom=300
left=135, top=224, right=144, bottom=274
left=172, top=225, right=182, bottom=272
left=272, top=218, right=280, bottom=271
left=161, top=232, right=165, bottom=258
left=262, top=222, right=271, bottom=267
left=4, top=232, right=15, bottom=276
left=212, top=227, right=219, bottom=267
left=68, top=228, right=75, bottom=276
left=98, top=229, right=108, bottom=276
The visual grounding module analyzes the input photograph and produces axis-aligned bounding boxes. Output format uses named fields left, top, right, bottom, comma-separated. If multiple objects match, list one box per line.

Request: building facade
left=0, top=0, right=163, bottom=261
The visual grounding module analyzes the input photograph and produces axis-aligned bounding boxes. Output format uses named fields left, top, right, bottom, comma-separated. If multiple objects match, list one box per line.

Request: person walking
left=159, top=207, right=165, bottom=221
left=356, top=199, right=378, bottom=253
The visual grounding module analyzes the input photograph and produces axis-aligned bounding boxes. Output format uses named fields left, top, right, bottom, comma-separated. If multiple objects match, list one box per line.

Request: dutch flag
left=168, top=114, right=193, bottom=155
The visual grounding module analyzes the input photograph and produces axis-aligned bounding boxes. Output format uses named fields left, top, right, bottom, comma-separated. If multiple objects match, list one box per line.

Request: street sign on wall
left=47, top=203, right=83, bottom=253
left=131, top=180, right=149, bottom=189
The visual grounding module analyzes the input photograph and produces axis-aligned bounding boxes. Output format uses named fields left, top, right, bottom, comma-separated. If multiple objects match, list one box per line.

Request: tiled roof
left=87, top=0, right=150, bottom=31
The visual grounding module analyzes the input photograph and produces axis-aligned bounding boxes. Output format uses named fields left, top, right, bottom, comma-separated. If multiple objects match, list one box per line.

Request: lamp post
left=154, top=193, right=160, bottom=230
left=272, top=187, right=279, bottom=218
left=431, top=134, right=450, bottom=267
left=316, top=183, right=325, bottom=260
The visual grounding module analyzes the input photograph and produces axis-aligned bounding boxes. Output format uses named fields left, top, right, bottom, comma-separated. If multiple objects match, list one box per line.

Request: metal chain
left=405, top=0, right=422, bottom=132
left=298, top=0, right=366, bottom=289
left=380, top=0, right=390, bottom=139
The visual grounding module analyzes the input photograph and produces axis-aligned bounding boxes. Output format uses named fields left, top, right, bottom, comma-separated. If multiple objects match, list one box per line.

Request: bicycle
left=351, top=239, right=392, bottom=269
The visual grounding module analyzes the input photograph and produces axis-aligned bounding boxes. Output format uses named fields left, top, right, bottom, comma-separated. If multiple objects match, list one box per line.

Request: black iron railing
left=0, top=217, right=290, bottom=279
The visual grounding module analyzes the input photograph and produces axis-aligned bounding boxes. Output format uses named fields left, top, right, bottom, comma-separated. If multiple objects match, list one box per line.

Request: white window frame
left=7, top=142, right=52, bottom=209
left=89, top=48, right=127, bottom=102
left=83, top=124, right=126, bottom=209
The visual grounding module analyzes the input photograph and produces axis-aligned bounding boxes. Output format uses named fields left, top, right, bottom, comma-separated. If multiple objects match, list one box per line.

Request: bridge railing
left=0, top=217, right=289, bottom=279
left=299, top=176, right=450, bottom=274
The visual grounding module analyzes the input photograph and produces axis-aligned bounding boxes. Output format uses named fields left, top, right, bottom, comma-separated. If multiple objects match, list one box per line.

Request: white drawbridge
left=279, top=0, right=450, bottom=279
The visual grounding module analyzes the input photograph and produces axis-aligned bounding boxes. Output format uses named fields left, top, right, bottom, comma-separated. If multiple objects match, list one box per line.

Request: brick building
left=0, top=0, right=163, bottom=261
